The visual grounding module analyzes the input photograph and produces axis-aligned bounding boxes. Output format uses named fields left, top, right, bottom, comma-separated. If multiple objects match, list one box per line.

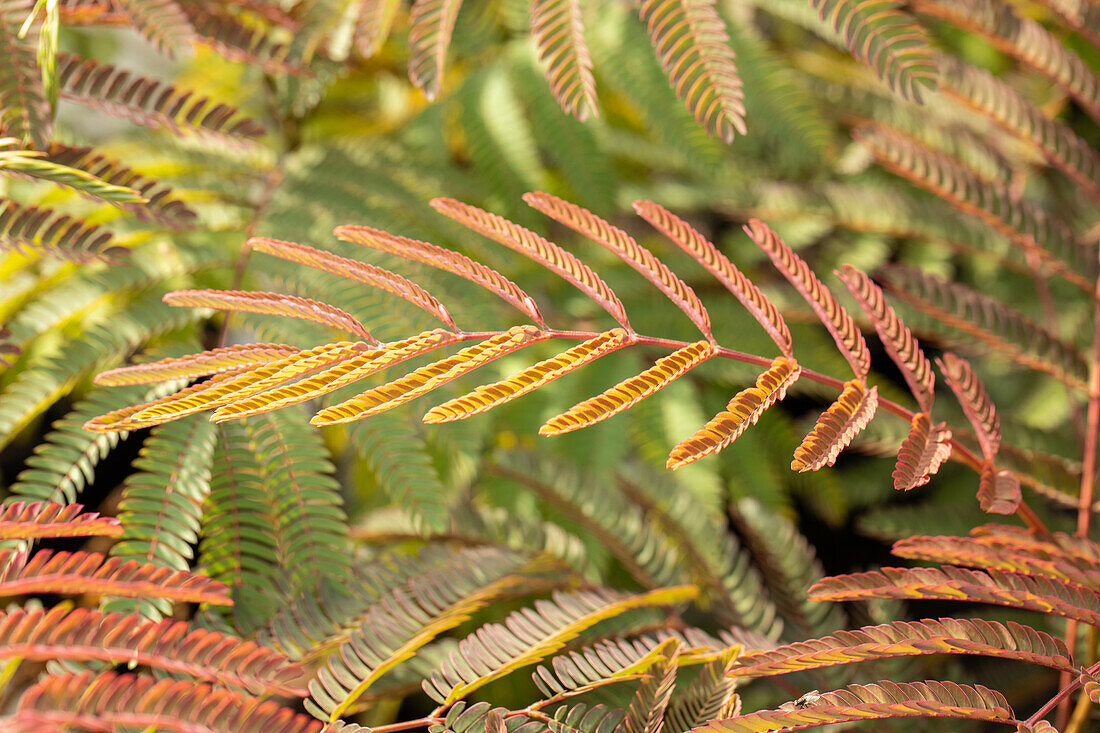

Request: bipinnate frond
left=636, top=0, right=746, bottom=143
left=424, top=329, right=632, bottom=423
left=524, top=191, right=710, bottom=338
left=408, top=0, right=464, bottom=101
left=95, top=343, right=301, bottom=386
left=335, top=224, right=546, bottom=327
left=937, top=352, right=999, bottom=459
left=791, top=379, right=878, bottom=472
left=696, top=680, right=1012, bottom=732
left=531, top=0, right=598, bottom=122
left=892, top=412, right=952, bottom=491
left=0, top=548, right=230, bottom=604
left=0, top=142, right=144, bottom=203
left=811, top=0, right=937, bottom=102
left=165, top=290, right=376, bottom=342
left=837, top=266, right=933, bottom=411
left=314, top=326, right=549, bottom=425
left=539, top=340, right=714, bottom=435
left=667, top=356, right=800, bottom=469
left=0, top=196, right=121, bottom=262
left=732, top=617, right=1074, bottom=678
left=978, top=460, right=1021, bottom=515
left=0, top=0, right=52, bottom=148
left=0, top=605, right=307, bottom=695
left=113, top=0, right=195, bottom=56
left=0, top=501, right=121, bottom=539
left=664, top=648, right=740, bottom=731
left=12, top=671, right=321, bottom=733
left=430, top=197, right=629, bottom=329
left=621, top=644, right=679, bottom=733
left=633, top=201, right=791, bottom=357
left=744, top=219, right=869, bottom=378
left=56, top=52, right=265, bottom=142
left=249, top=236, right=459, bottom=330
left=422, top=585, right=698, bottom=705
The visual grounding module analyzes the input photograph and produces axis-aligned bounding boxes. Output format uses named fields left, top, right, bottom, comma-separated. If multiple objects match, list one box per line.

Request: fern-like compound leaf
left=540, top=340, right=714, bottom=435
left=837, top=265, right=933, bottom=411
left=745, top=219, right=870, bottom=377
left=791, top=379, right=878, bottom=472
left=95, top=343, right=300, bottom=386
left=13, top=671, right=321, bottom=733
left=733, top=617, right=1074, bottom=678
left=892, top=412, right=952, bottom=491
left=249, top=236, right=458, bottom=330
left=637, top=0, right=746, bottom=142
left=164, top=289, right=376, bottom=342
left=335, top=223, right=546, bottom=327
left=408, top=0, right=464, bottom=101
left=0, top=605, right=308, bottom=695
left=0, top=0, right=52, bottom=148
left=531, top=0, right=598, bottom=122
left=315, top=326, right=549, bottom=425
left=0, top=143, right=145, bottom=203
left=186, top=2, right=304, bottom=74
left=113, top=0, right=195, bottom=56
left=0, top=501, right=120, bottom=539
left=812, top=0, right=937, bottom=102
left=422, top=585, right=698, bottom=705
left=667, top=356, right=800, bottom=469
left=431, top=197, right=630, bottom=328
left=533, top=637, right=682, bottom=700
left=697, top=680, right=1012, bottom=732
left=937, top=352, right=1000, bottom=459
left=425, top=329, right=632, bottom=423
left=621, top=644, right=679, bottom=733
left=663, top=647, right=740, bottom=731
left=355, top=0, right=401, bottom=57
left=0, top=196, right=121, bottom=262
left=633, top=200, right=791, bottom=356
left=978, top=459, right=1022, bottom=515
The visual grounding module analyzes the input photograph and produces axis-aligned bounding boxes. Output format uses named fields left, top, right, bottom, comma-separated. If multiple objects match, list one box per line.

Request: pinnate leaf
left=531, top=0, right=598, bottom=122
left=892, top=412, right=952, bottom=491
left=164, top=290, right=376, bottom=342
left=791, top=379, right=878, bottom=472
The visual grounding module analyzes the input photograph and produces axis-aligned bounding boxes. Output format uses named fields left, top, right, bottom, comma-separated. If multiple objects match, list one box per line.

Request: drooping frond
left=667, top=356, right=800, bottom=469
left=56, top=52, right=265, bottom=141
left=837, top=265, right=933, bottom=411
left=620, top=644, right=679, bottom=733
left=892, top=412, right=952, bottom=491
left=663, top=648, right=740, bottom=732
left=978, top=459, right=1021, bottom=515
left=0, top=501, right=120, bottom=539
left=335, top=223, right=546, bottom=326
left=811, top=0, right=937, bottom=102
left=524, top=191, right=711, bottom=337
left=424, top=329, right=632, bottom=423
left=313, top=326, right=549, bottom=425
left=408, top=0, right=465, bottom=101
left=0, top=605, right=308, bottom=695
left=539, top=340, right=714, bottom=435
left=633, top=200, right=791, bottom=356
left=696, top=680, right=1012, bottom=732
left=248, top=236, right=458, bottom=330
left=791, top=379, right=878, bottom=472
left=733, top=617, right=1073, bottom=678
left=95, top=343, right=301, bottom=386
left=636, top=0, right=746, bottom=142
left=430, top=197, right=630, bottom=329
left=113, top=0, right=195, bottom=56
left=0, top=196, right=121, bottom=262
left=163, top=290, right=376, bottom=342
left=12, top=671, right=322, bottom=733
left=531, top=0, right=598, bottom=122
left=422, top=585, right=698, bottom=705
left=744, top=219, right=870, bottom=377
left=937, top=352, right=1000, bottom=459
left=0, top=0, right=52, bottom=148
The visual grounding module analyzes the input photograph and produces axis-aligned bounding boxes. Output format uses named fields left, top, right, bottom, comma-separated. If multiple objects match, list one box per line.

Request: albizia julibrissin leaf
left=0, top=549, right=230, bottom=605
left=524, top=191, right=711, bottom=337
left=425, top=329, right=632, bottom=423
left=732, top=617, right=1074, bottom=678
left=633, top=200, right=791, bottom=357
left=696, top=680, right=1012, bottom=733
left=637, top=0, right=746, bottom=142
left=0, top=501, right=121, bottom=540
left=94, top=343, right=300, bottom=386
left=667, top=356, right=800, bottom=469
left=163, top=290, right=376, bottom=343
left=0, top=0, right=52, bottom=148
left=0, top=196, right=122, bottom=263
left=979, top=459, right=1021, bottom=515
left=938, top=352, right=1000, bottom=459
left=113, top=0, right=196, bottom=57
left=531, top=0, right=598, bottom=122
left=430, top=197, right=630, bottom=329
left=314, top=326, right=549, bottom=425
left=791, top=379, right=878, bottom=472
left=335, top=223, right=545, bottom=327
left=408, top=0, right=464, bottom=101
left=540, top=340, right=714, bottom=436
left=837, top=265, right=934, bottom=411
left=0, top=144, right=144, bottom=203
left=892, top=412, right=952, bottom=491
left=745, top=219, right=870, bottom=377
left=11, top=671, right=321, bottom=733
left=0, top=605, right=307, bottom=695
